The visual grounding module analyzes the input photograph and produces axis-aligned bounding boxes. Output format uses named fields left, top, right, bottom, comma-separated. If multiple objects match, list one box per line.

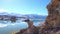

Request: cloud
left=0, top=9, right=8, bottom=13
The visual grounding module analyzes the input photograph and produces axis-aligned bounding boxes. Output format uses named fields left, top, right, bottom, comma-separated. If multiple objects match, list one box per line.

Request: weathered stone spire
left=39, top=0, right=60, bottom=34
left=45, top=0, right=60, bottom=27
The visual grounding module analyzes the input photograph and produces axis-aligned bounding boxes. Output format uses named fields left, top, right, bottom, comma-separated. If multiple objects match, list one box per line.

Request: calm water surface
left=0, top=19, right=45, bottom=34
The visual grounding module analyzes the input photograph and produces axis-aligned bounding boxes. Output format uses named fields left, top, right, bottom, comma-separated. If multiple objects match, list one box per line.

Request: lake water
left=0, top=19, right=45, bottom=34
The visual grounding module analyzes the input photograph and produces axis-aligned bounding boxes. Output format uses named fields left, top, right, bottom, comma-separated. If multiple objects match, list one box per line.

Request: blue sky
left=0, top=0, right=50, bottom=15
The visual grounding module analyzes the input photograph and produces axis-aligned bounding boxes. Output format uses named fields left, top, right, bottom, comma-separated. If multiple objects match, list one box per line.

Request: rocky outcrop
left=39, top=0, right=60, bottom=34
left=45, top=0, right=60, bottom=27
left=16, top=19, right=39, bottom=34
left=16, top=0, right=60, bottom=34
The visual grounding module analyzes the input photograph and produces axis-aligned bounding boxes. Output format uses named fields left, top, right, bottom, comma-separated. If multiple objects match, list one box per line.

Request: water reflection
left=0, top=19, right=45, bottom=34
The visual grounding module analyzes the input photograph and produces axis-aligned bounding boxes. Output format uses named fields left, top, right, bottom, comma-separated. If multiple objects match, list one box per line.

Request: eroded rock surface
left=45, top=0, right=60, bottom=27
left=39, top=0, right=60, bottom=34
left=16, top=19, right=39, bottom=34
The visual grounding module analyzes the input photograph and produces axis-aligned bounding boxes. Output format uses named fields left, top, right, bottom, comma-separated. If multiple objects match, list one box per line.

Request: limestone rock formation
left=45, top=0, right=60, bottom=28
left=16, top=19, right=39, bottom=34
left=39, top=0, right=60, bottom=34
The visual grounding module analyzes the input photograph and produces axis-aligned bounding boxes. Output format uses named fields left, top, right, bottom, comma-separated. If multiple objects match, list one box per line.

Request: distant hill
left=0, top=12, right=47, bottom=19
left=23, top=14, right=47, bottom=19
left=0, top=12, right=47, bottom=24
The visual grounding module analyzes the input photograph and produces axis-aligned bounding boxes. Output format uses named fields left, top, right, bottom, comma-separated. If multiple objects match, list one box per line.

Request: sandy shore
left=10, top=30, right=20, bottom=34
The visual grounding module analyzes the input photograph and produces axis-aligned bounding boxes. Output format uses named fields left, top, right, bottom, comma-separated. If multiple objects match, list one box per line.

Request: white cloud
left=0, top=9, right=8, bottom=13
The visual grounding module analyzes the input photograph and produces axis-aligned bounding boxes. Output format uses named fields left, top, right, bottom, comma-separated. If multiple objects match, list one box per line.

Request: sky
left=0, top=0, right=50, bottom=15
